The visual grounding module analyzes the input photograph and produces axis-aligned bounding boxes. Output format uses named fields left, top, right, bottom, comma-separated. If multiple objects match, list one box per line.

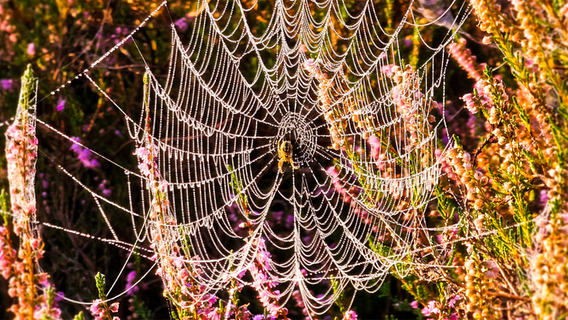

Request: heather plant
left=2, top=0, right=568, bottom=319
left=1, top=65, right=62, bottom=320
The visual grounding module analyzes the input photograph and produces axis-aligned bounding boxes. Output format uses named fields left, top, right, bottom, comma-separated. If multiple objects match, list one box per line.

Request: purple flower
left=56, top=98, right=66, bottom=112
left=272, top=211, right=283, bottom=222
left=285, top=214, right=294, bottom=228
left=410, top=300, right=418, bottom=309
left=126, top=270, right=139, bottom=295
left=127, top=270, right=136, bottom=282
left=70, top=137, right=100, bottom=168
left=174, top=17, right=188, bottom=32
left=1, top=79, right=13, bottom=91
left=55, top=291, right=65, bottom=303
left=102, top=189, right=112, bottom=197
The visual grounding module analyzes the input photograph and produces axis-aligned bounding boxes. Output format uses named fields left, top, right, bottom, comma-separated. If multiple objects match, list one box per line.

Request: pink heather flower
left=177, top=268, right=189, bottom=280
left=158, top=180, right=169, bottom=192
left=208, top=309, right=222, bottom=320
left=303, top=58, right=317, bottom=73
left=448, top=295, right=462, bottom=308
left=381, top=64, right=396, bottom=77
left=173, top=256, right=184, bottom=268
left=134, top=146, right=151, bottom=158
left=326, top=166, right=339, bottom=177
left=461, top=93, right=478, bottom=114
left=539, top=189, right=549, bottom=204
left=410, top=300, right=419, bottom=309
left=447, top=39, right=485, bottom=81
left=90, top=299, right=102, bottom=314
left=56, top=98, right=66, bottom=112
left=344, top=310, right=358, bottom=320
left=109, top=302, right=119, bottom=313
left=367, top=135, right=381, bottom=159
left=484, top=260, right=499, bottom=279
left=30, top=238, right=40, bottom=249
left=422, top=300, right=440, bottom=317
left=27, top=43, right=35, bottom=56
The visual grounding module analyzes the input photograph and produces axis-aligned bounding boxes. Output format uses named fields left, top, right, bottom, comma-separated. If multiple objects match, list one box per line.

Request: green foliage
left=72, top=311, right=85, bottom=320
left=17, top=65, right=37, bottom=112
left=131, top=296, right=152, bottom=320
left=94, top=272, right=108, bottom=301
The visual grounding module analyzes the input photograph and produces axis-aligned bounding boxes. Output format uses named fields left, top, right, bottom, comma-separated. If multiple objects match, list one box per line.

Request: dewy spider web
left=30, top=0, right=472, bottom=316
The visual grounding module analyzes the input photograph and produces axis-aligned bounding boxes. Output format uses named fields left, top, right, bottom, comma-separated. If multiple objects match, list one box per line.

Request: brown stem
left=487, top=291, right=529, bottom=301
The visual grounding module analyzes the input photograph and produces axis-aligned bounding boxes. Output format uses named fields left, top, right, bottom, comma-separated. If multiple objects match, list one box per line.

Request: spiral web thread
left=33, top=0, right=476, bottom=316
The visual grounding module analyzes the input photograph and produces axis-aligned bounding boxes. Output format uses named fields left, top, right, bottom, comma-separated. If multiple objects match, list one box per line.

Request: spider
left=277, top=139, right=299, bottom=173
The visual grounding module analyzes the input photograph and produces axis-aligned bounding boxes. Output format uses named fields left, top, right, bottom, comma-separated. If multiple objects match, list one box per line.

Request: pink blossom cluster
left=136, top=144, right=238, bottom=319
left=4, top=79, right=62, bottom=319
left=461, top=93, right=491, bottom=114
left=0, top=6, right=18, bottom=59
left=447, top=38, right=486, bottom=82
left=252, top=315, right=275, bottom=320
left=462, top=76, right=508, bottom=118
left=421, top=295, right=460, bottom=320
left=381, top=64, right=397, bottom=77
left=33, top=300, right=62, bottom=319
left=249, top=238, right=288, bottom=318
left=292, top=289, right=311, bottom=318
left=326, top=166, right=351, bottom=203
left=367, top=135, right=387, bottom=171
left=234, top=209, right=291, bottom=319
left=437, top=149, right=459, bottom=182
left=303, top=58, right=345, bottom=150
left=90, top=299, right=120, bottom=320
left=386, top=64, right=438, bottom=152
left=303, top=59, right=332, bottom=113
left=344, top=310, right=358, bottom=320
left=0, top=226, right=16, bottom=279
left=6, top=121, right=38, bottom=231
left=326, top=167, right=377, bottom=229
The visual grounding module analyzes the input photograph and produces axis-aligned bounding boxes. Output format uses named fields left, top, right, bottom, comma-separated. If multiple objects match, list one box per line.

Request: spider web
left=29, top=0, right=473, bottom=316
